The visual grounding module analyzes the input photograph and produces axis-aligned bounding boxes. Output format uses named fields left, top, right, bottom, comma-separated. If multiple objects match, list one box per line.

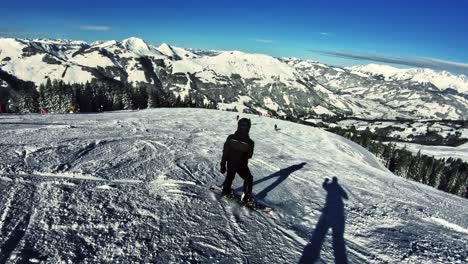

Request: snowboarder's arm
left=221, top=136, right=232, bottom=163
left=322, top=178, right=330, bottom=190
left=341, top=187, right=348, bottom=200
left=220, top=136, right=232, bottom=172
left=248, top=140, right=254, bottom=159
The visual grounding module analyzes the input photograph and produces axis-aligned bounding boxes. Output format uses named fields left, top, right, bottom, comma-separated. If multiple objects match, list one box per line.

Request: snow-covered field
left=0, top=109, right=466, bottom=263
left=391, top=142, right=468, bottom=163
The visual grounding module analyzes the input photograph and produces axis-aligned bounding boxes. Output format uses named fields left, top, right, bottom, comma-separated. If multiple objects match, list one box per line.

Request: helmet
left=237, top=118, right=251, bottom=134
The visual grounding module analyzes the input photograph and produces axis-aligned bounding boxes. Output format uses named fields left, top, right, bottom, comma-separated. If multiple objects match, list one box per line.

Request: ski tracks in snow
left=0, top=109, right=466, bottom=263
left=0, top=183, right=37, bottom=263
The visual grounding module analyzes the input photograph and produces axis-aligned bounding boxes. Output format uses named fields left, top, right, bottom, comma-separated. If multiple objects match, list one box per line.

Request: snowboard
left=209, top=185, right=274, bottom=216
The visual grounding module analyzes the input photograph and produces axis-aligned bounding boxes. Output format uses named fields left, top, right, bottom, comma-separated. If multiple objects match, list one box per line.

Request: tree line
left=328, top=126, right=468, bottom=198
left=2, top=79, right=217, bottom=113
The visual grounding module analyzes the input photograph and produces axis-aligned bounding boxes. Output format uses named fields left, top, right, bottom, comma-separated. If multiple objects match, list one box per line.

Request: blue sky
left=2, top=0, right=468, bottom=73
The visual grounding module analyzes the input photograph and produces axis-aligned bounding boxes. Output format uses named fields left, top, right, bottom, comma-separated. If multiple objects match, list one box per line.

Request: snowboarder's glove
left=220, top=162, right=227, bottom=174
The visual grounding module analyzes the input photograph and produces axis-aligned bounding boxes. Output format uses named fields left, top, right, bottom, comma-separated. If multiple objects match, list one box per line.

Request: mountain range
left=0, top=37, right=467, bottom=119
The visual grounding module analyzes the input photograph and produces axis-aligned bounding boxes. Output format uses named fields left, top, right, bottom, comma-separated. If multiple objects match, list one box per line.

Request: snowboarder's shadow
left=235, top=162, right=306, bottom=200
left=299, top=177, right=348, bottom=264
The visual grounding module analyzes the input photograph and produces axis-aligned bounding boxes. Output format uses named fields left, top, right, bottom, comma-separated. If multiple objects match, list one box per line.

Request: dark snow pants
left=222, top=166, right=253, bottom=197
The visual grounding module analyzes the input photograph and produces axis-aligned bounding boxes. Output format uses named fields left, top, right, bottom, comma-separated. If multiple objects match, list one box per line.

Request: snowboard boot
left=222, top=189, right=235, bottom=199
left=241, top=193, right=256, bottom=207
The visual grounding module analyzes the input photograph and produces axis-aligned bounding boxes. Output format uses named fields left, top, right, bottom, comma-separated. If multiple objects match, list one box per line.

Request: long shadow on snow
left=299, top=177, right=348, bottom=264
left=235, top=162, right=306, bottom=200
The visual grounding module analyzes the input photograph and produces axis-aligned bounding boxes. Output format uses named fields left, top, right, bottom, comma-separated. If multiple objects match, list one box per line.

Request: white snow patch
left=313, top=105, right=334, bottom=115
left=429, top=217, right=468, bottom=235
left=126, top=59, right=148, bottom=83
left=70, top=51, right=115, bottom=68
left=263, top=97, right=279, bottom=111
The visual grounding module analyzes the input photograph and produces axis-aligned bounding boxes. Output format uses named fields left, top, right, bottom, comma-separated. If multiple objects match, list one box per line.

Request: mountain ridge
left=1, top=37, right=467, bottom=120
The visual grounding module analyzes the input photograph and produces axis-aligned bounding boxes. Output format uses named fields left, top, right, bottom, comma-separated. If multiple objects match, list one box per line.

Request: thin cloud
left=77, top=25, right=112, bottom=31
left=252, top=38, right=274, bottom=43
left=319, top=32, right=335, bottom=37
left=311, top=50, right=468, bottom=75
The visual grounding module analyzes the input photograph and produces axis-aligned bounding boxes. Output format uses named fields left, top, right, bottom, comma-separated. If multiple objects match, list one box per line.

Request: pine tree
left=438, top=158, right=456, bottom=192
left=122, top=88, right=134, bottom=110
left=147, top=88, right=159, bottom=108
left=388, top=149, right=398, bottom=172
left=419, top=156, right=432, bottom=184
left=407, top=150, right=422, bottom=181
left=428, top=157, right=444, bottom=187
left=382, top=143, right=394, bottom=167
left=449, top=160, right=467, bottom=195
left=38, top=83, right=47, bottom=110
left=393, top=148, right=412, bottom=176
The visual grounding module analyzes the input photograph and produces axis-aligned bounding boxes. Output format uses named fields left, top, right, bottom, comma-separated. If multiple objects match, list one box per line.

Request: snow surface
left=172, top=50, right=297, bottom=82
left=157, top=43, right=198, bottom=59
left=125, top=59, right=148, bottom=84
left=69, top=51, right=115, bottom=68
left=0, top=38, right=26, bottom=59
left=217, top=95, right=252, bottom=112
left=0, top=109, right=466, bottom=263
left=391, top=142, right=468, bottom=162
left=349, top=64, right=468, bottom=94
left=120, top=37, right=163, bottom=57
left=0, top=38, right=95, bottom=84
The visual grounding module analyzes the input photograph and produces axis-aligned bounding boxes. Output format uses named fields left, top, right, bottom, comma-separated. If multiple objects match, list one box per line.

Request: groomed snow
left=0, top=109, right=466, bottom=263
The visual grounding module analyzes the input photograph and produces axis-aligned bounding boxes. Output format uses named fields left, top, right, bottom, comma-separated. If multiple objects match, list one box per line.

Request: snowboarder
left=274, top=124, right=278, bottom=130
left=236, top=115, right=239, bottom=120
left=220, top=118, right=255, bottom=204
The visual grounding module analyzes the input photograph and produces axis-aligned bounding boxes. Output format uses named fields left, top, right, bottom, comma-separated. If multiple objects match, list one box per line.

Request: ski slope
left=0, top=109, right=466, bottom=263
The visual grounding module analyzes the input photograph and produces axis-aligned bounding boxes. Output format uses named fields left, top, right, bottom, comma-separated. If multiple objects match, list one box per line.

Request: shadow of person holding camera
left=299, top=177, right=348, bottom=264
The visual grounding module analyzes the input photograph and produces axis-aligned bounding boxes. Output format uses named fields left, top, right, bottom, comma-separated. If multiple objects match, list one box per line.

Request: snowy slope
left=0, top=38, right=94, bottom=84
left=120, top=37, right=165, bottom=58
left=157, top=43, right=198, bottom=59
left=0, top=109, right=466, bottom=263
left=349, top=64, right=468, bottom=94
left=392, top=142, right=468, bottom=162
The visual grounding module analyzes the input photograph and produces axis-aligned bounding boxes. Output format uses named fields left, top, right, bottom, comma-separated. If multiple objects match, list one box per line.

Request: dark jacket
left=221, top=131, right=255, bottom=169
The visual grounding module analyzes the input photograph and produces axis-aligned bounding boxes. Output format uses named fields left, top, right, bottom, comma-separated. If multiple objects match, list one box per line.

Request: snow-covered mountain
left=0, top=108, right=466, bottom=263
left=1, top=37, right=468, bottom=119
left=349, top=64, right=468, bottom=94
